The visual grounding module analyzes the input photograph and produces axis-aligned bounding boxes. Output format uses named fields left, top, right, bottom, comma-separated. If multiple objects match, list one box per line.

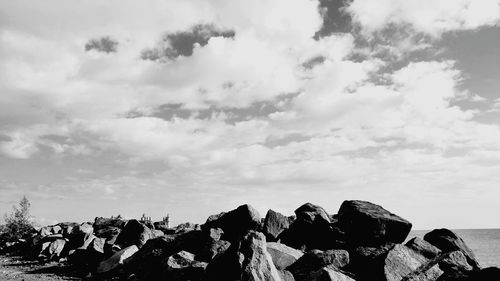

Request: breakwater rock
left=1, top=200, right=498, bottom=281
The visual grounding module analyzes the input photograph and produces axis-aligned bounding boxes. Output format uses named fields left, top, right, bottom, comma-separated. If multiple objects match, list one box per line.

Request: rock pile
left=1, top=200, right=499, bottom=281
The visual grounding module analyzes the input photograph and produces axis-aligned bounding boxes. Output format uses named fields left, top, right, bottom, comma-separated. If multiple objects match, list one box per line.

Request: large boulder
left=423, top=229, right=480, bottom=270
left=196, top=239, right=231, bottom=262
left=287, top=249, right=349, bottom=281
left=238, top=231, right=282, bottom=281
left=337, top=200, right=412, bottom=246
left=46, top=239, right=67, bottom=260
left=263, top=209, right=290, bottom=241
left=115, top=219, right=154, bottom=248
left=344, top=243, right=395, bottom=280
left=267, top=242, right=304, bottom=270
left=382, top=244, right=437, bottom=281
left=280, top=203, right=343, bottom=251
left=164, top=251, right=207, bottom=281
left=97, top=245, right=139, bottom=274
left=202, top=204, right=262, bottom=242
left=405, top=237, right=441, bottom=259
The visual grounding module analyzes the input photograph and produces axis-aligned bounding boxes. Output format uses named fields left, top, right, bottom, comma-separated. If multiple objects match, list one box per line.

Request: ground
left=0, top=254, right=83, bottom=281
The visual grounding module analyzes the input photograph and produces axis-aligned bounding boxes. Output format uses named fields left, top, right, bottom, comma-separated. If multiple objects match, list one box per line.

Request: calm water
left=410, top=229, right=500, bottom=267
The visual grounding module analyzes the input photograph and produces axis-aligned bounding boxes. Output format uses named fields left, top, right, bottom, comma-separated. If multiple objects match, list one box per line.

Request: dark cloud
left=315, top=0, right=352, bottom=38
left=85, top=36, right=118, bottom=53
left=141, top=24, right=235, bottom=61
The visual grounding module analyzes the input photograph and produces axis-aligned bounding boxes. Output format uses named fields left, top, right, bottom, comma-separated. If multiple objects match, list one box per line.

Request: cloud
left=347, top=0, right=500, bottom=37
left=85, top=36, right=119, bottom=53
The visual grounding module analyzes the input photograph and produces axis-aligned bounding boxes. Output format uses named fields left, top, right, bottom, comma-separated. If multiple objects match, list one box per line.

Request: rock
left=345, top=243, right=395, bottom=281
left=89, top=237, right=105, bottom=254
left=196, top=239, right=231, bottom=262
left=39, top=227, right=52, bottom=237
left=295, top=203, right=331, bottom=225
left=423, top=229, right=480, bottom=270
left=280, top=270, right=296, bottom=281
left=439, top=250, right=473, bottom=273
left=95, top=226, right=121, bottom=244
left=264, top=209, right=291, bottom=241
left=405, top=237, right=441, bottom=259
left=94, top=217, right=127, bottom=229
left=383, top=244, right=434, bottom=281
left=115, top=219, right=154, bottom=248
left=79, top=233, right=96, bottom=250
left=337, top=200, right=412, bottom=246
left=280, top=203, right=343, bottom=251
left=287, top=249, right=349, bottom=281
left=173, top=222, right=201, bottom=234
left=467, top=267, right=500, bottom=281
left=78, top=223, right=93, bottom=234
left=266, top=242, right=304, bottom=270
left=164, top=251, right=207, bottom=280
left=47, top=239, right=67, bottom=260
left=203, top=204, right=262, bottom=242
left=125, top=235, right=182, bottom=280
left=238, top=231, right=282, bottom=281
left=51, top=225, right=62, bottom=234
left=307, top=267, right=355, bottom=281
left=97, top=245, right=139, bottom=274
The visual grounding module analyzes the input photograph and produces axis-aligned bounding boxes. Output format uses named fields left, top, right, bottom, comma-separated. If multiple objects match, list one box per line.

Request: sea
left=410, top=229, right=500, bottom=267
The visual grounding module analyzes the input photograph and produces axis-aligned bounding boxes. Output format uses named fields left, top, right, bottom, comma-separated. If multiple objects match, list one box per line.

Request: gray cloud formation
left=141, top=24, right=235, bottom=61
left=85, top=36, right=118, bottom=53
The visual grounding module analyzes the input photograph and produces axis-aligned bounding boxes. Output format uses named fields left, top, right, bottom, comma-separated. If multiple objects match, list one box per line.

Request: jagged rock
left=164, top=251, right=207, bottom=280
left=79, top=233, right=96, bottom=250
left=406, top=237, right=441, bottom=259
left=337, top=200, right=412, bottom=246
left=439, top=251, right=473, bottom=273
left=89, top=237, right=105, bottom=254
left=345, top=243, right=395, bottom=280
left=47, top=239, right=67, bottom=260
left=202, top=204, right=262, bottom=242
left=238, top=231, right=282, bottom=281
left=115, top=219, right=154, bottom=248
left=264, top=209, right=291, bottom=241
left=95, top=226, right=121, bottom=244
left=125, top=235, right=182, bottom=280
left=383, top=244, right=434, bottom=281
left=280, top=203, right=343, bottom=251
left=196, top=239, right=231, bottom=262
left=39, top=227, right=53, bottom=238
left=51, top=225, right=62, bottom=234
left=267, top=242, right=304, bottom=270
left=172, top=222, right=201, bottom=234
left=307, top=267, right=355, bottom=281
left=423, top=229, right=480, bottom=270
left=287, top=249, right=349, bottom=281
left=97, top=245, right=138, bottom=274
left=76, top=223, right=93, bottom=235
left=295, top=203, right=331, bottom=225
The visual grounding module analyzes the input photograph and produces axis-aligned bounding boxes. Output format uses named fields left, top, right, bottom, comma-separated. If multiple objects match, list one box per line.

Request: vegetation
left=1, top=196, right=34, bottom=242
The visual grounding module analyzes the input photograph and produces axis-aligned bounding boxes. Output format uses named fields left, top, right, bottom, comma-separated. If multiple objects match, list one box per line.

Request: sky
left=1, top=0, right=500, bottom=230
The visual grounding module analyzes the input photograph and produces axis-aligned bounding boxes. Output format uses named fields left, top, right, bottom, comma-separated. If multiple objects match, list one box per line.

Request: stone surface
left=164, top=251, right=207, bottom=280
left=47, top=239, right=66, bottom=260
left=383, top=244, right=431, bottom=281
left=202, top=204, right=262, bottom=242
left=423, top=228, right=480, bottom=270
left=115, top=219, right=154, bottom=248
left=238, top=231, right=282, bottom=281
left=405, top=237, right=441, bottom=259
left=280, top=203, right=343, bottom=251
left=337, top=200, right=412, bottom=246
left=263, top=210, right=290, bottom=241
left=97, top=245, right=138, bottom=274
left=307, top=267, right=356, bottom=281
left=267, top=242, right=304, bottom=270
left=287, top=249, right=349, bottom=281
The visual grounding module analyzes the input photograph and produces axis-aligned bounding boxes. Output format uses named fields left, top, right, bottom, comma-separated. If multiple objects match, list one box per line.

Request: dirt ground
left=0, top=254, right=84, bottom=281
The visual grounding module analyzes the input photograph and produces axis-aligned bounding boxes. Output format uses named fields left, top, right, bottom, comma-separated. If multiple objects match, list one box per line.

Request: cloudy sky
left=1, top=0, right=500, bottom=229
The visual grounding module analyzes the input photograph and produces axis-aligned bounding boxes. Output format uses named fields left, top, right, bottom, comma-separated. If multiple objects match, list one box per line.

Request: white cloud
left=347, top=0, right=500, bottom=36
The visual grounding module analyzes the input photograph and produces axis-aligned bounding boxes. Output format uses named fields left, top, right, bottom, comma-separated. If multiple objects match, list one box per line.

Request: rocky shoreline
left=1, top=200, right=499, bottom=281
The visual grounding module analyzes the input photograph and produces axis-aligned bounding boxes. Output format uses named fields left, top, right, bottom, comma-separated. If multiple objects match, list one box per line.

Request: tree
left=3, top=196, right=34, bottom=241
